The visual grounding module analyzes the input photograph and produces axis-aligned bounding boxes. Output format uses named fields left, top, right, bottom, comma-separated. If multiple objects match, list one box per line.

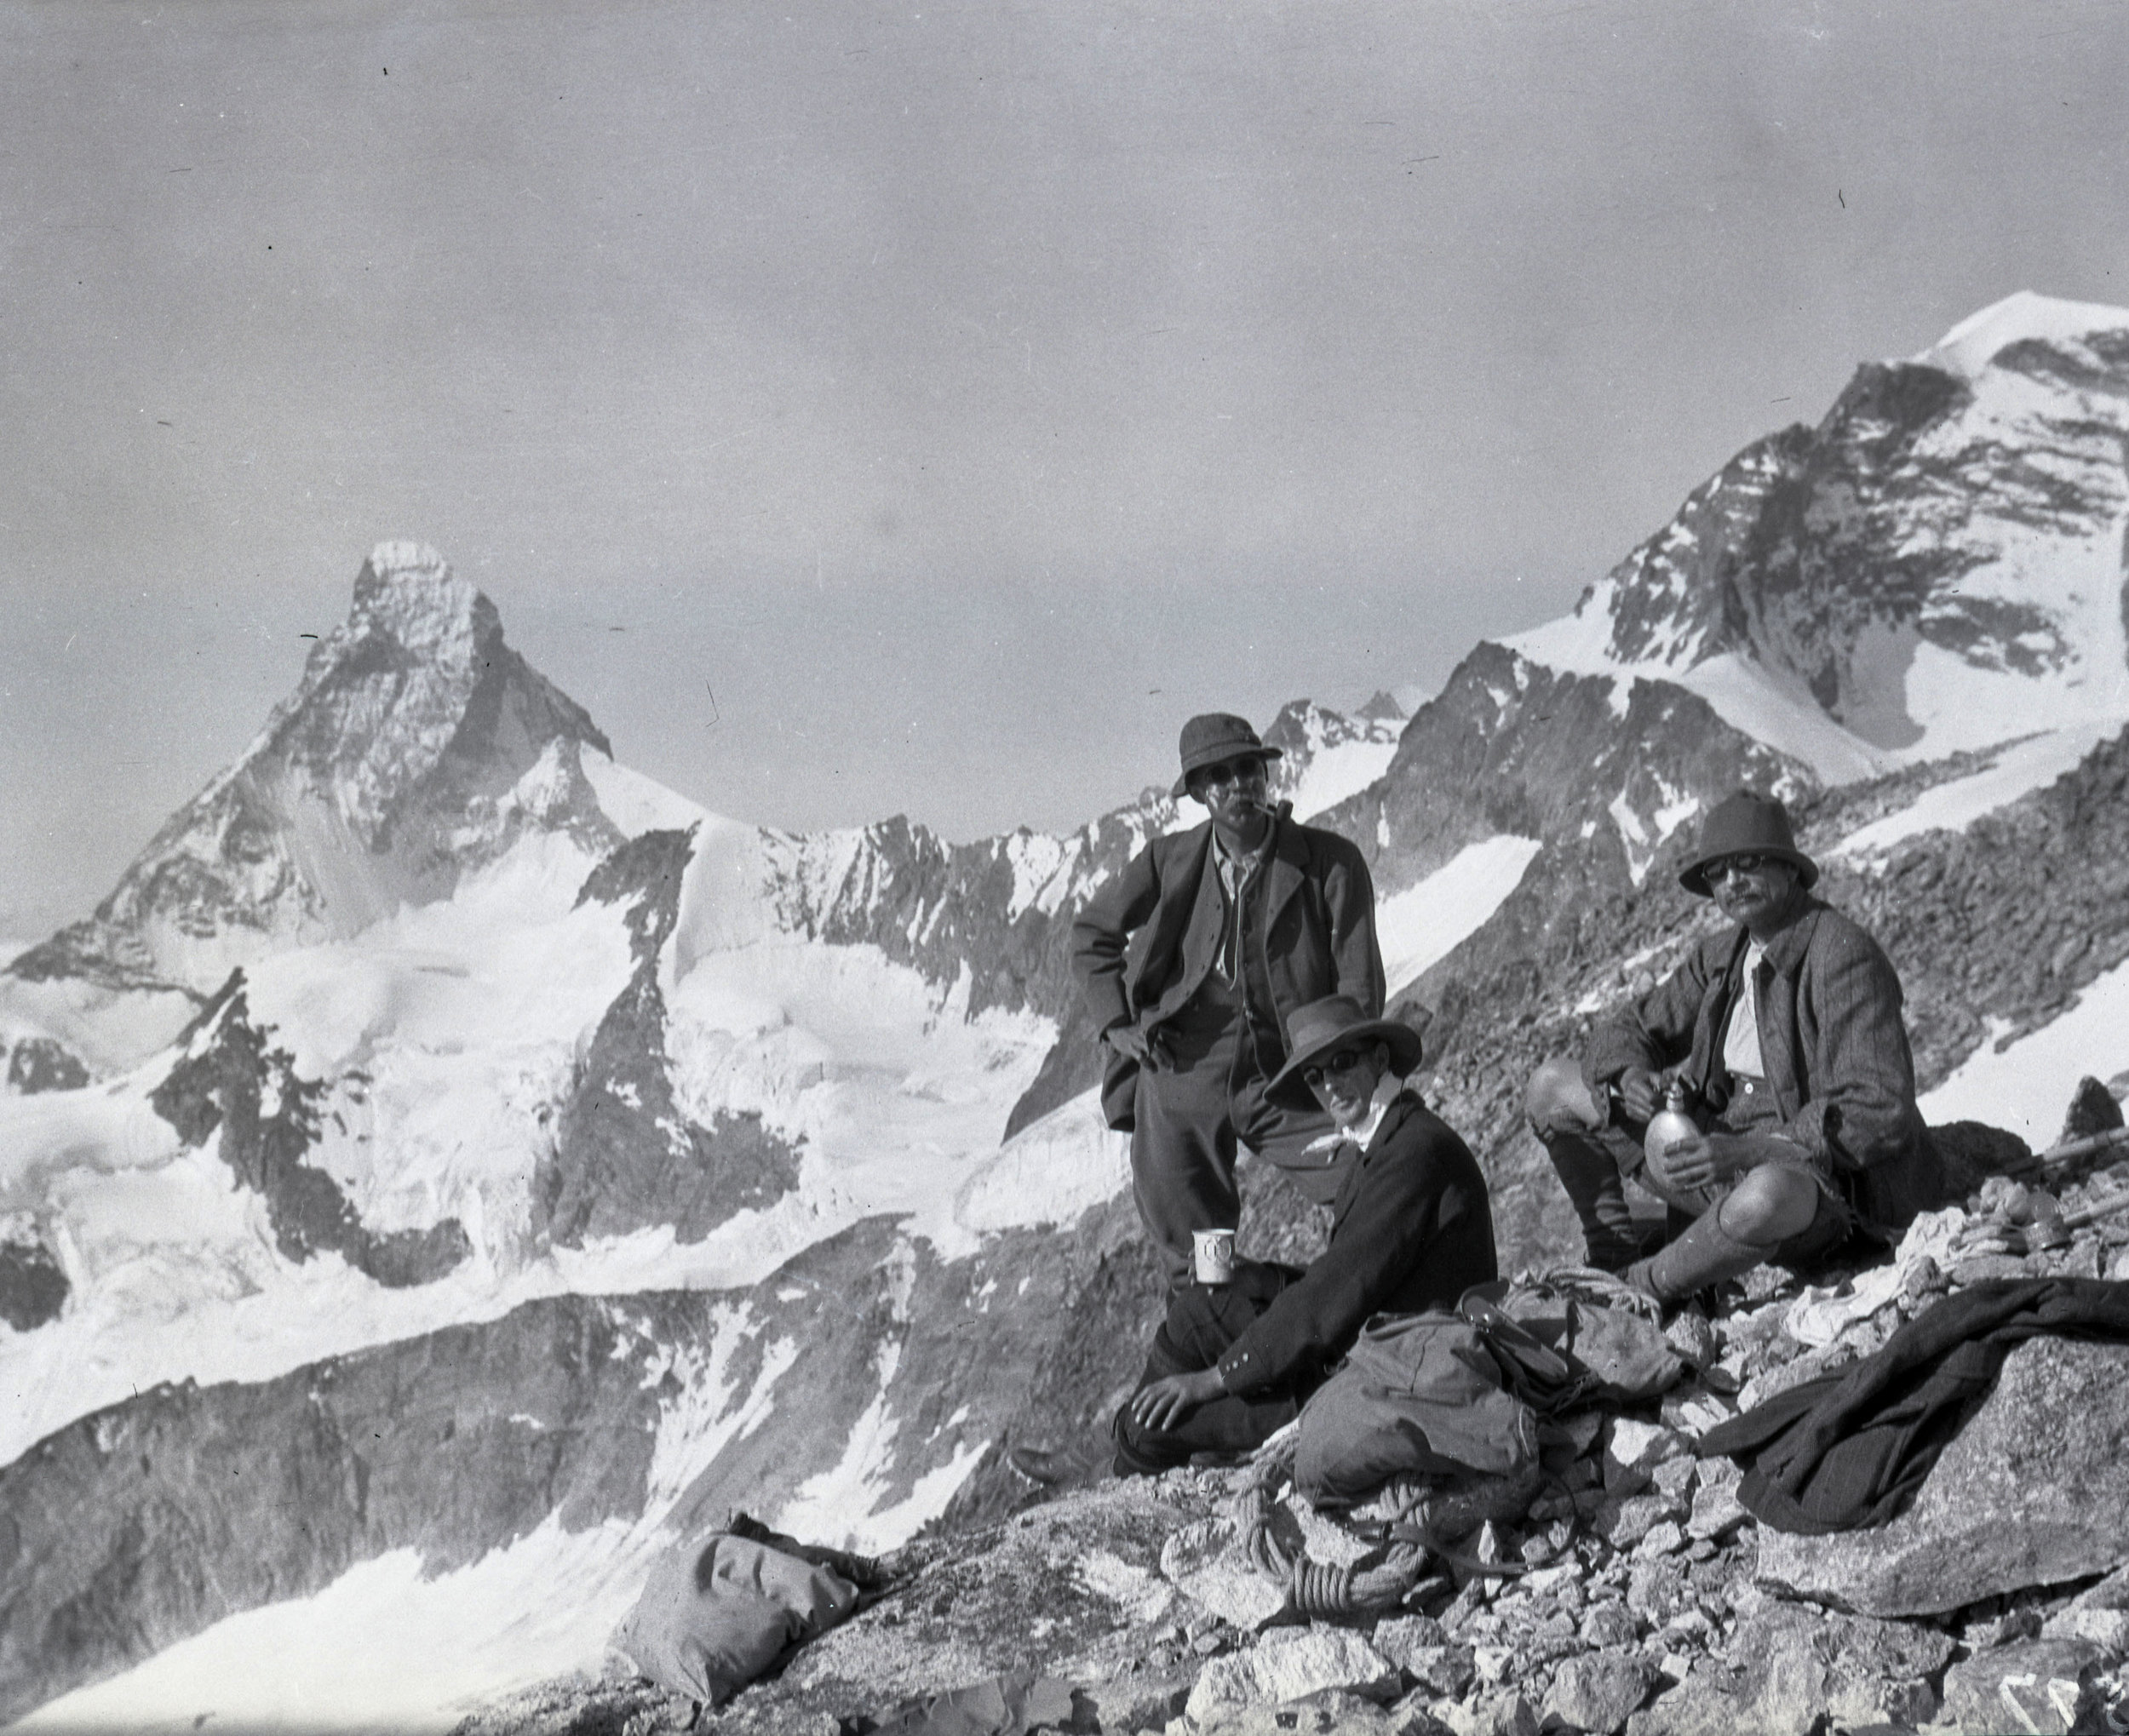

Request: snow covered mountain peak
left=1508, top=292, right=2129, bottom=786
left=9, top=545, right=615, bottom=997
left=1917, top=289, right=2129, bottom=381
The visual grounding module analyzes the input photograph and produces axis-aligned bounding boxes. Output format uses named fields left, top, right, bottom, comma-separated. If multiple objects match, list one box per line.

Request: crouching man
left=1113, top=995, right=1498, bottom=1475
left=1525, top=790, right=1942, bottom=1306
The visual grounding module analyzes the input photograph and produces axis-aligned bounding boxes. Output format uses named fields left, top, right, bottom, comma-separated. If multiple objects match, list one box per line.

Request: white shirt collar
left=1301, top=1075, right=1403, bottom=1157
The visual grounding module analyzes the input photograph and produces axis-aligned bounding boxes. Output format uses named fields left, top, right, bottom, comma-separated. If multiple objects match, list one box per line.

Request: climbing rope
left=1232, top=1434, right=1434, bottom=1619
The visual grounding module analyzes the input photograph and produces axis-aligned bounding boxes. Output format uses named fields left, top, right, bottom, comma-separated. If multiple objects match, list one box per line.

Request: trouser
left=1112, top=1261, right=1310, bottom=1476
left=1526, top=1057, right=1851, bottom=1275
left=1132, top=981, right=1337, bottom=1292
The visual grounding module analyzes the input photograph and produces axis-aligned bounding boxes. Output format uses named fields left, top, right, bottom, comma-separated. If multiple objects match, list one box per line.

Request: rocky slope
left=449, top=1116, right=2129, bottom=1736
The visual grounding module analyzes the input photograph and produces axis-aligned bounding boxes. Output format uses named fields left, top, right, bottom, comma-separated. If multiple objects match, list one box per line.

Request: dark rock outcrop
left=0, top=1224, right=67, bottom=1332
left=537, top=826, right=802, bottom=1246
left=5, top=1036, right=89, bottom=1094
left=148, top=971, right=471, bottom=1288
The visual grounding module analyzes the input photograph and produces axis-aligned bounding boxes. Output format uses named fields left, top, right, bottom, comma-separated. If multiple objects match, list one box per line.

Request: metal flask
left=1644, top=1080, right=1698, bottom=1168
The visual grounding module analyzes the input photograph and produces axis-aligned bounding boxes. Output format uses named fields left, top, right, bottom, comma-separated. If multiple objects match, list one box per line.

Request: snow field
left=1918, top=958, right=2129, bottom=1147
left=1375, top=835, right=1546, bottom=996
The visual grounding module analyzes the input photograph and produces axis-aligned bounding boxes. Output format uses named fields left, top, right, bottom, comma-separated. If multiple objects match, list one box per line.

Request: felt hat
left=1172, top=713, right=1282, bottom=799
left=1267, top=994, right=1423, bottom=1108
left=1678, top=790, right=1819, bottom=897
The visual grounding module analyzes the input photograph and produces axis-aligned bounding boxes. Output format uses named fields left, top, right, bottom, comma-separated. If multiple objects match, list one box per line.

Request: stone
left=1604, top=1421, right=1685, bottom=1492
left=1650, top=1457, right=1697, bottom=1500
left=1544, top=1647, right=1660, bottom=1734
left=1753, top=1338, right=2129, bottom=1616
left=1937, top=1637, right=2105, bottom=1736
left=1683, top=1479, right=1747, bottom=1543
left=1160, top=1518, right=1287, bottom=1632
left=1079, top=1671, right=1192, bottom=1734
left=1634, top=1522, right=1684, bottom=1561
left=2062, top=1075, right=2126, bottom=1143
left=1428, top=1689, right=1541, bottom=1736
left=1184, top=1626, right=1402, bottom=1725
left=1604, top=1495, right=1677, bottom=1551
left=1625, top=1561, right=1693, bottom=1627
left=1393, top=1646, right=1477, bottom=1700
left=2042, top=1606, right=2129, bottom=1659
left=1580, top=1602, right=1639, bottom=1649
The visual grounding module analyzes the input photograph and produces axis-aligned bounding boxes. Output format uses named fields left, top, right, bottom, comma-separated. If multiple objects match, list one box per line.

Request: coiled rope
left=1234, top=1434, right=1433, bottom=1619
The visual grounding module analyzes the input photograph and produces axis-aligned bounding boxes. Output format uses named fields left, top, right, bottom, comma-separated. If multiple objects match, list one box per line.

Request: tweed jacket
left=1070, top=805, right=1384, bottom=1126
left=1214, top=1091, right=1499, bottom=1398
left=1581, top=898, right=1939, bottom=1236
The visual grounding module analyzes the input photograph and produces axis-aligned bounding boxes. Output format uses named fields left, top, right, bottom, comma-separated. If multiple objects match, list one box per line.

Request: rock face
left=1754, top=1337, right=2129, bottom=1617
left=534, top=827, right=801, bottom=1245
left=9, top=543, right=619, bottom=996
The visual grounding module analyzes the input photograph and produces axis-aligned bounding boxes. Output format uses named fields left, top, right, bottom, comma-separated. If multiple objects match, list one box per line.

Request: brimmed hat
left=1678, top=790, right=1819, bottom=897
left=1266, top=994, right=1423, bottom=1109
left=1172, top=713, right=1283, bottom=799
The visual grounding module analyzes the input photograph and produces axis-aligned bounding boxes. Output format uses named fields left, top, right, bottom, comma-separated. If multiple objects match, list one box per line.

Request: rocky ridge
left=454, top=1104, right=2129, bottom=1736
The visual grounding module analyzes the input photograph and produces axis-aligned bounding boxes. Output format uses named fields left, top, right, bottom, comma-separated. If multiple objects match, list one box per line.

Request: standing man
left=1525, top=790, right=1942, bottom=1304
left=1071, top=713, right=1386, bottom=1289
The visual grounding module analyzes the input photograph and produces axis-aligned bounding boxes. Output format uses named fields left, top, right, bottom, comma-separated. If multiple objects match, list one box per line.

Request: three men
left=1114, top=994, right=1499, bottom=1475
left=1527, top=791, right=1941, bottom=1303
left=1070, top=713, right=1386, bottom=1290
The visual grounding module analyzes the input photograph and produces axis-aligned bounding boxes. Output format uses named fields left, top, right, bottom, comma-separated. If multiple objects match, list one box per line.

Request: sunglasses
left=1194, top=756, right=1270, bottom=791
left=1708, top=853, right=1773, bottom=879
left=1303, top=1048, right=1371, bottom=1088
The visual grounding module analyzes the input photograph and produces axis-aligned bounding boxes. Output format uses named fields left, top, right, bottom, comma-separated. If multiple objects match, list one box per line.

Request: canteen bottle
left=1644, top=1080, right=1697, bottom=1168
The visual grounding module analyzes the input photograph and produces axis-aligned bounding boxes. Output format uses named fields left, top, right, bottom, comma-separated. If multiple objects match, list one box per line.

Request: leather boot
left=1625, top=1200, right=1772, bottom=1304
left=1541, top=1130, right=1646, bottom=1272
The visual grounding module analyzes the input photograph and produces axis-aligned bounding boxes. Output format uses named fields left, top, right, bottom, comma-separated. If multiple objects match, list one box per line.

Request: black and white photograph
left=4, top=3, right=2129, bottom=1731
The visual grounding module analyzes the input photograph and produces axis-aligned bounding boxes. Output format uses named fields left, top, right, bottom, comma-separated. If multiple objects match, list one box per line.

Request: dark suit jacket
left=1581, top=898, right=1939, bottom=1236
left=1069, top=805, right=1384, bottom=1126
left=1214, top=1091, right=1498, bottom=1398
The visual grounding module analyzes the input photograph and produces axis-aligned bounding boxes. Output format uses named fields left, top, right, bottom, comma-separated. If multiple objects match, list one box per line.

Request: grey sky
left=5, top=0, right=2128, bottom=937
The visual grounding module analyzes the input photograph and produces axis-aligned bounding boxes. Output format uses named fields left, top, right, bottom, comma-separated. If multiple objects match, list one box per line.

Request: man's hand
left=1107, top=1024, right=1173, bottom=1072
left=1125, top=1367, right=1227, bottom=1434
left=1617, top=1067, right=1661, bottom=1124
left=1650, top=1131, right=1798, bottom=1194
left=1648, top=1126, right=1719, bottom=1193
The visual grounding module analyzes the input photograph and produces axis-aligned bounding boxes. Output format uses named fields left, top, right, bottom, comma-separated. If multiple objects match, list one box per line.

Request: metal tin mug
left=1192, top=1228, right=1236, bottom=1286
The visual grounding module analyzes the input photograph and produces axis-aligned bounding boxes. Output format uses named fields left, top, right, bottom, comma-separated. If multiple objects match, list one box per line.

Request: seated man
left=1526, top=790, right=1941, bottom=1305
left=1113, top=995, right=1497, bottom=1475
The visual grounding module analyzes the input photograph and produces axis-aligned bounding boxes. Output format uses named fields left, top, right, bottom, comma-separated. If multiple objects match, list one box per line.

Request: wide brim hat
left=1172, top=712, right=1283, bottom=799
left=1267, top=994, right=1424, bottom=1109
left=1679, top=789, right=1819, bottom=897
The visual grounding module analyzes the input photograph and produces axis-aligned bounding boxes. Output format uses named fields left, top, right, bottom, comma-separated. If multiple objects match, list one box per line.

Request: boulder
left=1183, top=1625, right=1401, bottom=1725
left=1753, top=1338, right=2129, bottom=1616
left=1937, top=1636, right=2105, bottom=1735
left=1544, top=1647, right=1659, bottom=1733
left=2061, top=1075, right=2126, bottom=1142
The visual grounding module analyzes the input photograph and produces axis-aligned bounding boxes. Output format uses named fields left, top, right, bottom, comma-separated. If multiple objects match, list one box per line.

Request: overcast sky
left=4, top=0, right=2128, bottom=937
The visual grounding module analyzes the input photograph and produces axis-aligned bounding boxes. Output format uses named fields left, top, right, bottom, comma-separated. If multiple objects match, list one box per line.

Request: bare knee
left=1526, top=1055, right=1603, bottom=1139
left=1717, top=1166, right=1821, bottom=1246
